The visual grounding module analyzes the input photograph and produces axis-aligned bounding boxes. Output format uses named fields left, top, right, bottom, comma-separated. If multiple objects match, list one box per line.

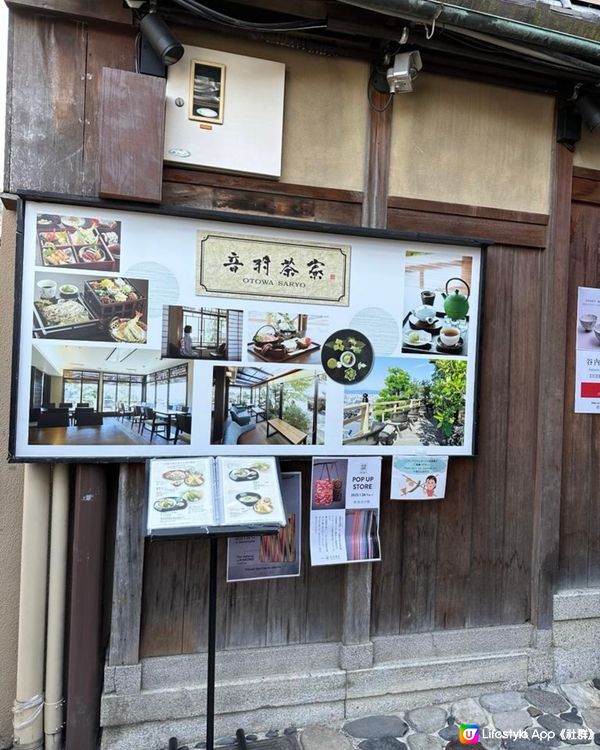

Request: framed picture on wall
left=189, top=60, right=225, bottom=124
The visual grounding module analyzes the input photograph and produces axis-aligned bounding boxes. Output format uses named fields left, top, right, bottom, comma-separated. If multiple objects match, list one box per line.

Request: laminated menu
left=146, top=456, right=287, bottom=536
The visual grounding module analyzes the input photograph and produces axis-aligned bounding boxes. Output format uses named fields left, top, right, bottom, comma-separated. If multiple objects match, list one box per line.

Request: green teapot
left=442, top=278, right=470, bottom=320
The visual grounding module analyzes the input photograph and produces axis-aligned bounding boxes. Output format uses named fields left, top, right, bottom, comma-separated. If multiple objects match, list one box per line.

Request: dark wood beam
left=65, top=465, right=108, bottom=750
left=5, top=0, right=132, bottom=26
left=108, top=464, right=147, bottom=666
left=530, top=124, right=573, bottom=630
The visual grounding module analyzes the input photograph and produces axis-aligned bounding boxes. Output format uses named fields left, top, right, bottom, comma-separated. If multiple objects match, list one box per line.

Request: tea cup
left=421, top=290, right=435, bottom=306
left=580, top=313, right=597, bottom=332
left=37, top=279, right=57, bottom=299
left=439, top=326, right=460, bottom=347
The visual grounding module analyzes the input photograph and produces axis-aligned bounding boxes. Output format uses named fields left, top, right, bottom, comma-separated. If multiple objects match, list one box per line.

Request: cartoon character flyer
left=391, top=456, right=449, bottom=500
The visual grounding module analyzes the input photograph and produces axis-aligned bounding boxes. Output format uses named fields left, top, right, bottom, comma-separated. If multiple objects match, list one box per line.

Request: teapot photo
left=413, top=304, right=436, bottom=324
left=442, top=278, right=470, bottom=320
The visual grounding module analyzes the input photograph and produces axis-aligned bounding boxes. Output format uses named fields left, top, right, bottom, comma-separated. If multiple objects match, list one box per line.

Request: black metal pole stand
left=170, top=535, right=249, bottom=750
left=206, top=535, right=218, bottom=750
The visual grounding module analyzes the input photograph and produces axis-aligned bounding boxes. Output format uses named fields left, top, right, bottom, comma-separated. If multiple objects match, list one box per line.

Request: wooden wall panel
left=99, top=69, right=165, bottom=203
left=82, top=27, right=136, bottom=195
left=558, top=201, right=600, bottom=588
left=140, top=460, right=343, bottom=657
left=7, top=12, right=87, bottom=193
left=371, top=245, right=540, bottom=636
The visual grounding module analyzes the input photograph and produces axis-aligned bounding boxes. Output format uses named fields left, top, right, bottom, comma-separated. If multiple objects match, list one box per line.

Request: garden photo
left=343, top=356, right=467, bottom=447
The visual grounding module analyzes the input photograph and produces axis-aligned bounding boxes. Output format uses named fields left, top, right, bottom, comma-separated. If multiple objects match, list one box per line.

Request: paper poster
left=575, top=286, right=600, bottom=413
left=310, top=457, right=381, bottom=566
left=391, top=455, right=449, bottom=499
left=226, top=472, right=302, bottom=582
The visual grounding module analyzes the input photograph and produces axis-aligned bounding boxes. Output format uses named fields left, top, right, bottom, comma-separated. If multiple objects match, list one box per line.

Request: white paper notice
left=310, top=510, right=347, bottom=565
left=310, top=456, right=381, bottom=566
left=575, top=286, right=600, bottom=413
left=391, top=456, right=449, bottom=500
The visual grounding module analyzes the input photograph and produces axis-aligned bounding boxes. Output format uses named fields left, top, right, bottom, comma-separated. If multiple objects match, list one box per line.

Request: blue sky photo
left=346, top=357, right=436, bottom=397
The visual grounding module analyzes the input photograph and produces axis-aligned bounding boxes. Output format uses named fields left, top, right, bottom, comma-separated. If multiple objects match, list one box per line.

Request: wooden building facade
left=3, top=1, right=600, bottom=748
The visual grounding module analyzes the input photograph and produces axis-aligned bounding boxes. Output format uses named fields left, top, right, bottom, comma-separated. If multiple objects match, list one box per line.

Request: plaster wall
left=174, top=29, right=369, bottom=192
left=389, top=74, right=554, bottom=214
left=574, top=126, right=600, bottom=169
left=0, top=209, right=23, bottom=749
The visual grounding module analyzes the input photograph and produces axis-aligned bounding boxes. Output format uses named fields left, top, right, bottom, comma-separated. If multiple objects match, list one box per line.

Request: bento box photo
left=83, top=277, right=147, bottom=332
left=36, top=213, right=122, bottom=272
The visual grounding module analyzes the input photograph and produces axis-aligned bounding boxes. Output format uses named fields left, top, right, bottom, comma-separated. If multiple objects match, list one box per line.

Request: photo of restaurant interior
left=162, top=305, right=242, bottom=360
left=28, top=343, right=193, bottom=446
left=211, top=365, right=326, bottom=446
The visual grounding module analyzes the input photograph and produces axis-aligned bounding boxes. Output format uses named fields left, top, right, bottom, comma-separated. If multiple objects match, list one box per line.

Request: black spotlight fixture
left=138, top=8, right=184, bottom=76
left=576, top=95, right=600, bottom=133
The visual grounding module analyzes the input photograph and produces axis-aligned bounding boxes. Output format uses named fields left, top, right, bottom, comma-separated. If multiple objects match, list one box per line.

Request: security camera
left=386, top=51, right=423, bottom=94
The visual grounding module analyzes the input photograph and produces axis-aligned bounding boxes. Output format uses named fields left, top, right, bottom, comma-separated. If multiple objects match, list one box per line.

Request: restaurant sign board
left=11, top=196, right=485, bottom=461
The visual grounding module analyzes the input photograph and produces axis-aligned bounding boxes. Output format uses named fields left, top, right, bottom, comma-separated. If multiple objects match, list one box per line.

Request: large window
left=102, top=373, right=144, bottom=412
left=62, top=370, right=100, bottom=409
left=183, top=308, right=228, bottom=349
left=146, top=364, right=188, bottom=410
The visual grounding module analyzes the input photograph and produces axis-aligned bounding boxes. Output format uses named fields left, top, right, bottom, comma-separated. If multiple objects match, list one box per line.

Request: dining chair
left=174, top=413, right=192, bottom=444
left=130, top=405, right=142, bottom=430
left=140, top=407, right=170, bottom=441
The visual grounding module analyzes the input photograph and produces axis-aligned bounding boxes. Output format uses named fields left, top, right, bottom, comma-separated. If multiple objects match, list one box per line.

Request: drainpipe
left=13, top=464, right=51, bottom=750
left=339, top=0, right=600, bottom=61
left=44, top=465, right=69, bottom=750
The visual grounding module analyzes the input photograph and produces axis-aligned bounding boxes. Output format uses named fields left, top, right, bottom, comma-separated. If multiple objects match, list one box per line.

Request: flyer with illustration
left=391, top=455, right=449, bottom=499
left=226, top=472, right=302, bottom=582
left=309, top=456, right=381, bottom=566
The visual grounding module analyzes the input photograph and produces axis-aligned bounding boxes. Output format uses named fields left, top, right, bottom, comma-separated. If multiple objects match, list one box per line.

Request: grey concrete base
left=553, top=587, right=600, bottom=683
left=99, top=590, right=600, bottom=750
left=101, top=701, right=345, bottom=750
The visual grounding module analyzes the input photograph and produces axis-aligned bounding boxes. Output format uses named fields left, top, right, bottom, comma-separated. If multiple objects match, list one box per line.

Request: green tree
left=376, top=367, right=419, bottom=404
left=429, top=360, right=467, bottom=441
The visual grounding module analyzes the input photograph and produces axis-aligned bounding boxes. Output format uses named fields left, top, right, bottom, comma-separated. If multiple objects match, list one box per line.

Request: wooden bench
left=266, top=418, right=308, bottom=445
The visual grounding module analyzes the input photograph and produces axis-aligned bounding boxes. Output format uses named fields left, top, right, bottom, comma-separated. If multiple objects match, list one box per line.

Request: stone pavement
left=167, top=680, right=600, bottom=750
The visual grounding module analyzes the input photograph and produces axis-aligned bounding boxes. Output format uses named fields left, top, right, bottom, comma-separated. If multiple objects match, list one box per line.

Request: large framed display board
left=10, top=194, right=486, bottom=461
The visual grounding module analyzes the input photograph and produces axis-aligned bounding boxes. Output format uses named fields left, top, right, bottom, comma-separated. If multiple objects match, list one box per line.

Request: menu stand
left=167, top=528, right=277, bottom=750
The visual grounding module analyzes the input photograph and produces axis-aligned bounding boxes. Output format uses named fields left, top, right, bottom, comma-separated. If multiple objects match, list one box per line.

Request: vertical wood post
left=341, top=81, right=393, bottom=670
left=530, top=130, right=574, bottom=631
left=65, top=465, right=107, bottom=750
left=108, top=463, right=147, bottom=666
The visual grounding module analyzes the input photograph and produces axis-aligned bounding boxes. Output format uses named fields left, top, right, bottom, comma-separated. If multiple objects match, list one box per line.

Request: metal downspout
left=339, top=0, right=600, bottom=61
left=44, top=465, right=68, bottom=750
left=13, top=465, right=51, bottom=750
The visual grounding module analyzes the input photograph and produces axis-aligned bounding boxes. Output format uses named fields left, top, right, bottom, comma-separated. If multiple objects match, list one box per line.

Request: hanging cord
left=13, top=693, right=44, bottom=732
left=171, top=0, right=327, bottom=32
left=422, top=4, right=443, bottom=40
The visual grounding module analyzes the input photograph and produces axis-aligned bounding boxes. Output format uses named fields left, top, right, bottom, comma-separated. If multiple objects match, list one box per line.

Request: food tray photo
left=33, top=295, right=100, bottom=339
left=36, top=214, right=121, bottom=271
left=38, top=230, right=117, bottom=271
left=247, top=340, right=321, bottom=362
left=83, top=278, right=147, bottom=329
